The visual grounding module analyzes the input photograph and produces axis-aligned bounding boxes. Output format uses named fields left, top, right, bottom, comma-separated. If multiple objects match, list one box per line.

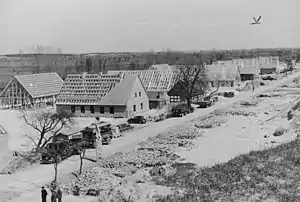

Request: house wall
left=126, top=79, right=149, bottom=117
left=56, top=104, right=128, bottom=118
left=210, top=80, right=235, bottom=87
left=148, top=91, right=170, bottom=109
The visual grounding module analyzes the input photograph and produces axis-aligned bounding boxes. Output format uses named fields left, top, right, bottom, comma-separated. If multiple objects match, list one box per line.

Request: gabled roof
left=108, top=69, right=178, bottom=92
left=56, top=72, right=124, bottom=105
left=240, top=66, right=260, bottom=75
left=0, top=73, right=63, bottom=98
left=206, top=62, right=238, bottom=81
left=98, top=75, right=139, bottom=105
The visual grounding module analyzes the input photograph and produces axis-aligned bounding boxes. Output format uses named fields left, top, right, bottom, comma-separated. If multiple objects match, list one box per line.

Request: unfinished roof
left=56, top=72, right=125, bottom=105
left=108, top=70, right=178, bottom=92
left=1, top=73, right=63, bottom=98
left=99, top=75, right=139, bottom=105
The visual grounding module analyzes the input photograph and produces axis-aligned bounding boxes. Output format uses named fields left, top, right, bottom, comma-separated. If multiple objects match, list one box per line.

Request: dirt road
left=1, top=71, right=300, bottom=202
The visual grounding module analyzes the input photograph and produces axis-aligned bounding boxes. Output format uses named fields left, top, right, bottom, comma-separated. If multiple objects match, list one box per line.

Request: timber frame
left=0, top=77, right=56, bottom=109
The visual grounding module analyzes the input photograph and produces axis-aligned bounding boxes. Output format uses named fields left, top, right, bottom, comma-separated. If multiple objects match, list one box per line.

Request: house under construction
left=0, top=72, right=64, bottom=109
left=55, top=72, right=149, bottom=118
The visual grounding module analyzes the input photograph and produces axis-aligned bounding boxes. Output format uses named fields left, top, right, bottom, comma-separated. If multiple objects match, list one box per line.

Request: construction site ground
left=1, top=70, right=300, bottom=201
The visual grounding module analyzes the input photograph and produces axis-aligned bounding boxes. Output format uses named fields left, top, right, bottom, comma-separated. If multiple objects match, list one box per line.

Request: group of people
left=41, top=186, right=62, bottom=202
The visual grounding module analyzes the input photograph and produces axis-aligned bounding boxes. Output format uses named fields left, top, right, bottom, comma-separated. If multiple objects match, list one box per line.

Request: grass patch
left=154, top=139, right=300, bottom=201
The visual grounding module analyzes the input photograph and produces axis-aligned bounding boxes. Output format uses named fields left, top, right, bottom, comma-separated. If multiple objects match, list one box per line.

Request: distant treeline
left=1, top=48, right=300, bottom=80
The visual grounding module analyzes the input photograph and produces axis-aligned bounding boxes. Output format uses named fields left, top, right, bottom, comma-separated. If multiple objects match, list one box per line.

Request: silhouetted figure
left=41, top=187, right=47, bottom=202
left=51, top=189, right=57, bottom=202
left=57, top=188, right=62, bottom=202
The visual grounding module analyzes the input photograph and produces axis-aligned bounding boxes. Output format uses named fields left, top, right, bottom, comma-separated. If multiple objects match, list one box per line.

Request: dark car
left=128, top=116, right=147, bottom=124
left=172, top=104, right=194, bottom=117
left=117, top=123, right=134, bottom=133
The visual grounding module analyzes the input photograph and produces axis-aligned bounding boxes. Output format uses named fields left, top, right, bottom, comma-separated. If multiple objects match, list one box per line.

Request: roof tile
left=14, top=72, right=63, bottom=98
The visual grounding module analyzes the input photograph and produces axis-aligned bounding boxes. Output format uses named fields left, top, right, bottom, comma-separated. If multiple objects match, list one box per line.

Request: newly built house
left=108, top=70, right=178, bottom=109
left=239, top=66, right=260, bottom=81
left=205, top=61, right=240, bottom=87
left=0, top=72, right=63, bottom=109
left=56, top=72, right=149, bottom=118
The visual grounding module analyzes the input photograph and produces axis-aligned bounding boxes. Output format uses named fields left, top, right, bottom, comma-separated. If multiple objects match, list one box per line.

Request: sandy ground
left=178, top=94, right=298, bottom=167
left=0, top=71, right=299, bottom=202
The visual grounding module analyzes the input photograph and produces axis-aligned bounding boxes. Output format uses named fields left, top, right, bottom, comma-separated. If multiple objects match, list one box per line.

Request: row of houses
left=0, top=56, right=284, bottom=117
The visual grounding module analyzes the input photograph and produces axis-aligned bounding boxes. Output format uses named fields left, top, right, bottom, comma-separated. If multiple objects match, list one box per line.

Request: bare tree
left=173, top=53, right=213, bottom=108
left=22, top=110, right=75, bottom=152
left=206, top=70, right=224, bottom=99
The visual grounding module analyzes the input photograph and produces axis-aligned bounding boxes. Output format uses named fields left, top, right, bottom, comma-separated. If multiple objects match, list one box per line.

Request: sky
left=0, top=0, right=299, bottom=54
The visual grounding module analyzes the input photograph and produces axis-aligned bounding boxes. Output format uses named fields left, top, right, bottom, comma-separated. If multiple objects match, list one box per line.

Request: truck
left=40, top=123, right=114, bottom=164
left=81, top=122, right=114, bottom=145
left=40, top=139, right=81, bottom=164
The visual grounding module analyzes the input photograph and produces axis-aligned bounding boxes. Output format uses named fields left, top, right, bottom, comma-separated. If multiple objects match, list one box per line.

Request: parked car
left=197, top=100, right=213, bottom=108
left=172, top=104, right=194, bottom=117
left=128, top=116, right=147, bottom=124
left=117, top=123, right=134, bottom=133
left=224, top=92, right=235, bottom=98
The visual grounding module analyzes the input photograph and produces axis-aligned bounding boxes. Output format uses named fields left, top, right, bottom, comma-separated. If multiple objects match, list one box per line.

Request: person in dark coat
left=41, top=186, right=47, bottom=202
left=51, top=189, right=57, bottom=202
left=57, top=188, right=62, bottom=202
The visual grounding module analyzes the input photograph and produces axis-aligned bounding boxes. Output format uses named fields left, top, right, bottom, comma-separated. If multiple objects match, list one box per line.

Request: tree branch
left=23, top=115, right=42, bottom=133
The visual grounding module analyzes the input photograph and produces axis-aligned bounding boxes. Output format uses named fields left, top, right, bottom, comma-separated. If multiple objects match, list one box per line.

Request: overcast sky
left=0, top=0, right=299, bottom=54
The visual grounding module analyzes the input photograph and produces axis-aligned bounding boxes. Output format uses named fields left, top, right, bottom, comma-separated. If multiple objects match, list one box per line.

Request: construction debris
left=225, top=109, right=257, bottom=117
left=195, top=117, right=227, bottom=129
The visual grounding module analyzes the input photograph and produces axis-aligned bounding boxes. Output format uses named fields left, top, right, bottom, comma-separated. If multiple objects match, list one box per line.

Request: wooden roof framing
left=56, top=73, right=125, bottom=105
left=0, top=72, right=63, bottom=98
left=108, top=70, right=178, bottom=92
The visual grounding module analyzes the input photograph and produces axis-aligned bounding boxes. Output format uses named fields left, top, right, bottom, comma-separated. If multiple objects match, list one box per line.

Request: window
left=71, top=106, right=75, bottom=113
left=90, top=106, right=94, bottom=114
left=133, top=105, right=136, bottom=112
left=109, top=107, right=114, bottom=114
left=140, top=103, right=143, bottom=110
left=139, top=92, right=141, bottom=97
left=170, top=96, right=181, bottom=103
left=80, top=106, right=85, bottom=113
left=100, top=107, right=104, bottom=114
left=135, top=92, right=137, bottom=98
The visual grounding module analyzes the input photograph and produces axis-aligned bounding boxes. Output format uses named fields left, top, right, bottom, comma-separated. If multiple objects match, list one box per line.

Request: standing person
left=41, top=187, right=48, bottom=202
left=57, top=188, right=62, bottom=202
left=51, top=189, right=57, bottom=202
left=94, top=117, right=102, bottom=161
